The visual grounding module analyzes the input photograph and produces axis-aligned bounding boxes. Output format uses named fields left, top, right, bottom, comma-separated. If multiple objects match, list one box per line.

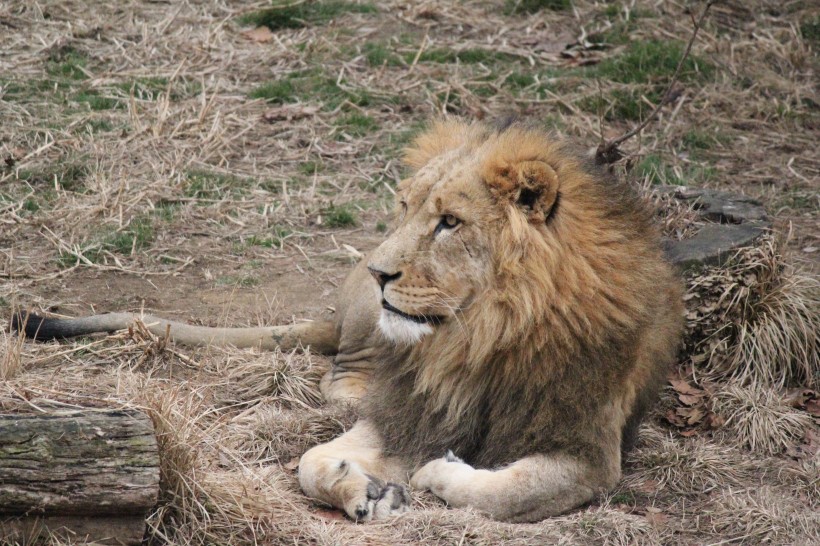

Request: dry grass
left=685, top=235, right=820, bottom=388
left=1, top=0, right=818, bottom=544
left=712, top=382, right=814, bottom=456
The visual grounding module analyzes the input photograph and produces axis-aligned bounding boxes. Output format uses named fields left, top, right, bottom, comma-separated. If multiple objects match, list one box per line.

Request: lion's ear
left=485, top=160, right=559, bottom=224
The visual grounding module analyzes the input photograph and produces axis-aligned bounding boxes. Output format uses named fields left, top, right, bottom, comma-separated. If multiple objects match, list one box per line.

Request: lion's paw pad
left=352, top=479, right=410, bottom=522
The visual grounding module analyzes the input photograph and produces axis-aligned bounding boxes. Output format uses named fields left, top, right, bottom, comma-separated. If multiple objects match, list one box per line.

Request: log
left=0, top=410, right=160, bottom=545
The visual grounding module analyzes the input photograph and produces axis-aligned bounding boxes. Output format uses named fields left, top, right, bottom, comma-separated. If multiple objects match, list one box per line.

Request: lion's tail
left=9, top=311, right=339, bottom=355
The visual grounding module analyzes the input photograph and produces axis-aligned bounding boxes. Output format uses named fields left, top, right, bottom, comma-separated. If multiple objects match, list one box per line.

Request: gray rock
left=657, top=186, right=771, bottom=272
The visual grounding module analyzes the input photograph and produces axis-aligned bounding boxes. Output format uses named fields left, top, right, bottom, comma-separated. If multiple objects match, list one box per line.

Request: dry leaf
left=242, top=26, right=274, bottom=43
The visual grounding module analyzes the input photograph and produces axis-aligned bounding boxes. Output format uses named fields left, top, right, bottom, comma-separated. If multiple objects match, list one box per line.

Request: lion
left=12, top=119, right=683, bottom=522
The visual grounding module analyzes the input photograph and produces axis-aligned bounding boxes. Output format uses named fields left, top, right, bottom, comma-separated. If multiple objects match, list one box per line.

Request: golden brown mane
left=365, top=120, right=678, bottom=468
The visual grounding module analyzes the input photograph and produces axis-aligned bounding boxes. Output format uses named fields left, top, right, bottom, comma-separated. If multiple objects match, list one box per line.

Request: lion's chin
left=378, top=310, right=433, bottom=345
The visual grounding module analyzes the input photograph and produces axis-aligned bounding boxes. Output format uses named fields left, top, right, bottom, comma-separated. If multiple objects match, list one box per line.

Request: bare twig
left=595, top=1, right=716, bottom=164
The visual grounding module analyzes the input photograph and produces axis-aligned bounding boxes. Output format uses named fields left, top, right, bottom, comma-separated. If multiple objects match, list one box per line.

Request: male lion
left=13, top=119, right=683, bottom=522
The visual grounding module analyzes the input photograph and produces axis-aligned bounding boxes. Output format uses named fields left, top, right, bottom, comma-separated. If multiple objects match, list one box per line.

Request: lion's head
left=370, top=120, right=658, bottom=352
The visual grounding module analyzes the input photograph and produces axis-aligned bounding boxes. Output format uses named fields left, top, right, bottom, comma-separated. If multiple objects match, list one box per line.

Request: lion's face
left=368, top=124, right=560, bottom=345
left=369, top=150, right=495, bottom=344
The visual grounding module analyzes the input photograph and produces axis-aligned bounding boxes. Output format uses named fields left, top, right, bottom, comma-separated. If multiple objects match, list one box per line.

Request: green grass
left=249, top=69, right=376, bottom=109
left=591, top=40, right=713, bottom=85
left=579, top=40, right=713, bottom=121
left=414, top=48, right=514, bottom=65
left=185, top=170, right=257, bottom=199
left=57, top=217, right=156, bottom=268
left=336, top=112, right=377, bottom=137
left=239, top=1, right=377, bottom=31
left=375, top=221, right=387, bottom=233
left=46, top=46, right=89, bottom=80
left=323, top=204, right=357, bottom=227
left=800, top=15, right=820, bottom=44
left=633, top=154, right=716, bottom=186
left=681, top=129, right=728, bottom=152
left=299, top=160, right=324, bottom=175
left=579, top=89, right=652, bottom=122
left=362, top=43, right=403, bottom=66
left=17, top=161, right=88, bottom=192
left=505, top=0, right=570, bottom=15
left=73, top=89, right=121, bottom=110
left=108, top=218, right=154, bottom=254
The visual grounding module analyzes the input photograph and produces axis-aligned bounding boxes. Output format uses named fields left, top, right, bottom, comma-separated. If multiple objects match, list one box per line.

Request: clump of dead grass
left=706, top=487, right=820, bottom=544
left=625, top=425, right=756, bottom=495
left=641, top=186, right=702, bottom=240
left=0, top=328, right=25, bottom=380
left=685, top=235, right=819, bottom=388
left=712, top=382, right=813, bottom=456
left=208, top=347, right=327, bottom=409
left=228, top=403, right=356, bottom=465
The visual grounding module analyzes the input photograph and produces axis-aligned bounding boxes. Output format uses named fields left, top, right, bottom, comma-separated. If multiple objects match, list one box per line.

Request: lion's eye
left=435, top=214, right=461, bottom=236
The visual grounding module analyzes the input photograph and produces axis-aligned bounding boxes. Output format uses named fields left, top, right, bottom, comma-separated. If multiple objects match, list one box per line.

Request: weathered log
left=0, top=410, right=159, bottom=545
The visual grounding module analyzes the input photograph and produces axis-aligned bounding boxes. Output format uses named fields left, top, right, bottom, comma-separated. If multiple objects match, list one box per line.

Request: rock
left=658, top=186, right=771, bottom=272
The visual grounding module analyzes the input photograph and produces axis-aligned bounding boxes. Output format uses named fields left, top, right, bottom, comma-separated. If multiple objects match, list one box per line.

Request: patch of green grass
left=362, top=42, right=403, bottom=66
left=801, top=15, right=820, bottom=44
left=412, top=48, right=514, bottom=65
left=73, top=89, right=121, bottom=110
left=375, top=221, right=387, bottom=233
left=633, top=154, right=716, bottom=186
left=56, top=216, right=156, bottom=268
left=609, top=491, right=635, bottom=505
left=505, top=71, right=536, bottom=89
left=17, top=161, right=88, bottom=192
left=299, top=160, right=325, bottom=175
left=153, top=201, right=180, bottom=222
left=184, top=170, right=256, bottom=199
left=579, top=41, right=713, bottom=122
left=239, top=1, right=377, bottom=31
left=590, top=6, right=652, bottom=45
left=249, top=69, right=376, bottom=109
left=241, top=227, right=292, bottom=249
left=505, top=0, right=570, bottom=15
left=591, top=40, right=713, bottom=85
left=323, top=204, right=357, bottom=228
left=337, top=112, right=377, bottom=137
left=579, top=88, right=652, bottom=121
left=681, top=129, right=727, bottom=152
left=108, top=218, right=154, bottom=254
left=117, top=77, right=169, bottom=100
left=46, top=46, right=89, bottom=80
left=22, top=198, right=40, bottom=213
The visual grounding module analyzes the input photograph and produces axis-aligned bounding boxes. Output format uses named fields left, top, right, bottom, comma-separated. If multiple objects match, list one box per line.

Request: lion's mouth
left=381, top=300, right=443, bottom=325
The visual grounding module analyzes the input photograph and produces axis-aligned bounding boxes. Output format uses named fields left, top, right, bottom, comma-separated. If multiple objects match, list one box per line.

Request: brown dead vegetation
left=1, top=0, right=818, bottom=544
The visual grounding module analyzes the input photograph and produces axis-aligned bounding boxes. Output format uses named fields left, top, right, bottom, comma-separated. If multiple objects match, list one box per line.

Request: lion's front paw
left=410, top=451, right=474, bottom=502
left=346, top=476, right=411, bottom=522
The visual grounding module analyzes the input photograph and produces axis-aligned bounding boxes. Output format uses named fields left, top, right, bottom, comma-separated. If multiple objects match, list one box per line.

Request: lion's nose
left=368, top=267, right=402, bottom=290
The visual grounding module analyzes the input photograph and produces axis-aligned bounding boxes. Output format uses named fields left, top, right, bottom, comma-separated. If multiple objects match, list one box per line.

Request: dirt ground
left=1, top=0, right=818, bottom=544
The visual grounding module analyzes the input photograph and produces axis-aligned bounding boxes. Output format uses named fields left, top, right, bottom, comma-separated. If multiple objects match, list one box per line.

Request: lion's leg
left=299, top=420, right=411, bottom=521
left=319, top=348, right=377, bottom=403
left=410, top=449, right=619, bottom=522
